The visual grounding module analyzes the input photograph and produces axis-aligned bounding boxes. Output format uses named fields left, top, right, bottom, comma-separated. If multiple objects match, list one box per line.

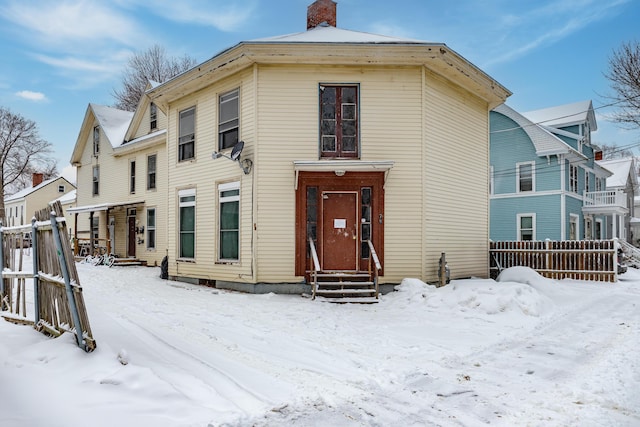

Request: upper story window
left=147, top=154, right=157, bottom=190
left=570, top=164, right=578, bottom=193
left=130, top=160, right=136, bottom=194
left=150, top=103, right=157, bottom=131
left=516, top=161, right=534, bottom=192
left=219, top=88, right=239, bottom=151
left=58, top=185, right=65, bottom=193
left=585, top=172, right=590, bottom=192
left=178, top=107, right=195, bottom=162
left=93, top=125, right=100, bottom=156
left=320, top=84, right=359, bottom=158
left=92, top=165, right=100, bottom=196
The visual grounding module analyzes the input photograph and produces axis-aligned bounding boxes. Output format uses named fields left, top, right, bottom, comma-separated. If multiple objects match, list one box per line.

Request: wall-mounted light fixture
left=212, top=140, right=253, bottom=174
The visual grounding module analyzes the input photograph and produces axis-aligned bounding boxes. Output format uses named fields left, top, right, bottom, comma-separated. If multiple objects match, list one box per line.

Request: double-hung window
left=179, top=189, right=196, bottom=259
left=320, top=84, right=359, bottom=158
left=517, top=214, right=535, bottom=241
left=150, top=103, right=157, bottom=131
left=147, top=154, right=157, bottom=190
left=570, top=164, right=578, bottom=193
left=516, top=161, right=534, bottom=192
left=219, top=88, right=239, bottom=150
left=130, top=160, right=136, bottom=194
left=92, top=165, right=100, bottom=196
left=93, top=126, right=100, bottom=156
left=147, top=208, right=156, bottom=250
left=178, top=107, right=195, bottom=162
left=219, top=182, right=240, bottom=261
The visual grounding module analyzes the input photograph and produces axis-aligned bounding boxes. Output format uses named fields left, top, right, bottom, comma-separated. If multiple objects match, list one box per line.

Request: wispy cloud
left=0, top=0, right=147, bottom=50
left=15, top=90, right=48, bottom=102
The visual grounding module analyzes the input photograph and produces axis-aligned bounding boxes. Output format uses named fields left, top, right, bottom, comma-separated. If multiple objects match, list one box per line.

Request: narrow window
left=150, top=102, right=157, bottom=131
left=219, top=182, right=240, bottom=261
left=319, top=84, right=359, bottom=158
left=130, top=160, right=136, bottom=194
left=147, top=154, right=157, bottom=190
left=92, top=165, right=100, bottom=196
left=147, top=208, right=156, bottom=250
left=93, top=126, right=100, bottom=156
left=517, top=162, right=534, bottom=192
left=306, top=186, right=318, bottom=255
left=517, top=214, right=535, bottom=241
left=360, top=187, right=372, bottom=259
left=218, top=88, right=239, bottom=150
left=58, top=185, right=65, bottom=193
left=179, top=189, right=196, bottom=258
left=570, top=164, right=578, bottom=193
left=569, top=214, right=579, bottom=240
left=178, top=107, right=195, bottom=162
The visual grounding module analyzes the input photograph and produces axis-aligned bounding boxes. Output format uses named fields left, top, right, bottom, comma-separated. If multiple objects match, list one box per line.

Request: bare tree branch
left=112, top=44, right=197, bottom=111
left=604, top=40, right=640, bottom=128
left=0, top=107, right=55, bottom=220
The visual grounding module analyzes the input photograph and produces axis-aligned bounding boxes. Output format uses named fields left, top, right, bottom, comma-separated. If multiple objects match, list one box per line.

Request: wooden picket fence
left=490, top=240, right=618, bottom=282
left=0, top=202, right=95, bottom=352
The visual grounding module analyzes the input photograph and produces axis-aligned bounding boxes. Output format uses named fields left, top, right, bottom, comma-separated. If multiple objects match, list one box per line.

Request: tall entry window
left=219, top=182, right=240, bottom=261
left=319, top=85, right=359, bottom=158
left=179, top=189, right=196, bottom=259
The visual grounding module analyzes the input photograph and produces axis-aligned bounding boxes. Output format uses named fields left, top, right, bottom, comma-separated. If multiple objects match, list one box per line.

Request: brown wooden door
left=321, top=191, right=358, bottom=270
left=128, top=216, right=136, bottom=257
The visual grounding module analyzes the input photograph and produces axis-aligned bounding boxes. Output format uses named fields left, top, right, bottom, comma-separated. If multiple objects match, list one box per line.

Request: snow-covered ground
left=1, top=258, right=639, bottom=426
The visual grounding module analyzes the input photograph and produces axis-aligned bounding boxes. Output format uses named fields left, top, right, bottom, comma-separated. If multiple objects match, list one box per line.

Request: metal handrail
left=367, top=240, right=381, bottom=299
left=308, top=238, right=320, bottom=299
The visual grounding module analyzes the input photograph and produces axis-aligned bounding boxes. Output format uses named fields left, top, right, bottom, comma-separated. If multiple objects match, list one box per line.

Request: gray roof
left=522, top=100, right=597, bottom=131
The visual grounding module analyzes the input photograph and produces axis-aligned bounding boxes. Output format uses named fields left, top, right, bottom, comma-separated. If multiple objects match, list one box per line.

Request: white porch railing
left=583, top=190, right=627, bottom=208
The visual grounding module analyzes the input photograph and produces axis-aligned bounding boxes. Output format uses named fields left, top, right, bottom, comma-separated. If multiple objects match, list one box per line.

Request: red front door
left=321, top=191, right=358, bottom=270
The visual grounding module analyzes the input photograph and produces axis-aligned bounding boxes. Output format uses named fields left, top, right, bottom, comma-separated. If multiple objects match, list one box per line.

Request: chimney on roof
left=32, top=172, right=44, bottom=187
left=307, top=0, right=337, bottom=30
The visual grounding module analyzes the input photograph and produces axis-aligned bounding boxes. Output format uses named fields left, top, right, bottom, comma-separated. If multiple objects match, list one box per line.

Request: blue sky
left=0, top=0, right=638, bottom=181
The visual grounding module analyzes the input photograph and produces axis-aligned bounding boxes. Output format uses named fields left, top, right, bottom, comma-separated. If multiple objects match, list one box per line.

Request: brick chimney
left=32, top=172, right=44, bottom=187
left=307, top=0, right=336, bottom=30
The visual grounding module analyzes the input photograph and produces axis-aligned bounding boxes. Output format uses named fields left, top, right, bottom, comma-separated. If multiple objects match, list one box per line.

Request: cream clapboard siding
left=422, top=68, right=490, bottom=281
left=4, top=178, right=72, bottom=227
left=255, top=64, right=425, bottom=283
left=74, top=113, right=168, bottom=266
left=166, top=69, right=255, bottom=282
left=130, top=102, right=168, bottom=140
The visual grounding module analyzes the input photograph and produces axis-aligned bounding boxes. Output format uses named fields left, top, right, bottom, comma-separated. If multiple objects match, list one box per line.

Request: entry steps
left=313, top=271, right=378, bottom=303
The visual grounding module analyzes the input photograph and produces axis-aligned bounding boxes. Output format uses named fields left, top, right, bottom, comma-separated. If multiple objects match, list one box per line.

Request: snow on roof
left=5, top=177, right=59, bottom=202
left=90, top=104, right=134, bottom=148
left=55, top=188, right=76, bottom=204
left=492, top=104, right=584, bottom=159
left=597, top=158, right=636, bottom=188
left=250, top=23, right=427, bottom=44
left=522, top=100, right=597, bottom=131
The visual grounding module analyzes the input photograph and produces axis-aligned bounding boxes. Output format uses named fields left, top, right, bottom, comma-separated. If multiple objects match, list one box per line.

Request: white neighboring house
left=596, top=157, right=638, bottom=243
left=4, top=174, right=75, bottom=227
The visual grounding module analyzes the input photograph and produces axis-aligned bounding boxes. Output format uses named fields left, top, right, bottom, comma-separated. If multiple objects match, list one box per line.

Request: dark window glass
left=320, top=85, right=359, bottom=158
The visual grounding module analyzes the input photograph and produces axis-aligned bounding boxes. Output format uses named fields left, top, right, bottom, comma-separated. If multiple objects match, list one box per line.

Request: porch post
left=73, top=212, right=79, bottom=255
left=89, top=211, right=95, bottom=255
left=612, top=214, right=618, bottom=239
left=105, top=208, right=111, bottom=255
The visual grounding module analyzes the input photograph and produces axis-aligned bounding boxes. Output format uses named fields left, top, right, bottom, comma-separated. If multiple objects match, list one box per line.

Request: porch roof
left=293, top=160, right=395, bottom=189
left=67, top=200, right=145, bottom=214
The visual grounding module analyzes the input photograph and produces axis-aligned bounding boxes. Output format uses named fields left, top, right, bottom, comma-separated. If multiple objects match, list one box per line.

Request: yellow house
left=147, top=0, right=511, bottom=293
left=4, top=174, right=75, bottom=227
left=69, top=89, right=168, bottom=266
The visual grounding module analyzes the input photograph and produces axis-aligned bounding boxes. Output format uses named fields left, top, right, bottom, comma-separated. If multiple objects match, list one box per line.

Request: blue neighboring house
left=489, top=101, right=625, bottom=242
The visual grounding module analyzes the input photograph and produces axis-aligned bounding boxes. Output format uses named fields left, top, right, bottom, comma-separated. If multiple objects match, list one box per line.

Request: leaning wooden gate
left=490, top=240, right=618, bottom=282
left=0, top=202, right=96, bottom=352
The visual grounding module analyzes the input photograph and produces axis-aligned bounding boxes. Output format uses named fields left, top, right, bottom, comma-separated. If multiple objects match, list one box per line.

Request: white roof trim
left=67, top=200, right=145, bottom=214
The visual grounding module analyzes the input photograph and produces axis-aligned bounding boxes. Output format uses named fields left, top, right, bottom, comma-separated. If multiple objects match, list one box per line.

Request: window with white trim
left=150, top=102, right=157, bottom=131
left=570, top=164, right=578, bottom=193
left=516, top=161, right=534, bottom=192
left=92, top=165, right=100, bottom=196
left=147, top=208, right=156, bottom=250
left=147, top=154, right=157, bottom=190
left=179, top=189, right=196, bottom=259
left=58, top=185, right=65, bottom=193
left=219, top=88, right=239, bottom=150
left=219, top=181, right=240, bottom=261
left=517, top=213, right=535, bottom=241
left=93, top=125, right=100, bottom=156
left=569, top=214, right=579, bottom=240
left=178, top=107, right=195, bottom=162
left=130, top=160, right=136, bottom=194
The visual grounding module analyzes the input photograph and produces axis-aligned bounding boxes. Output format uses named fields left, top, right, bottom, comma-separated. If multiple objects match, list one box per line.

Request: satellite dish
left=230, top=140, right=244, bottom=161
